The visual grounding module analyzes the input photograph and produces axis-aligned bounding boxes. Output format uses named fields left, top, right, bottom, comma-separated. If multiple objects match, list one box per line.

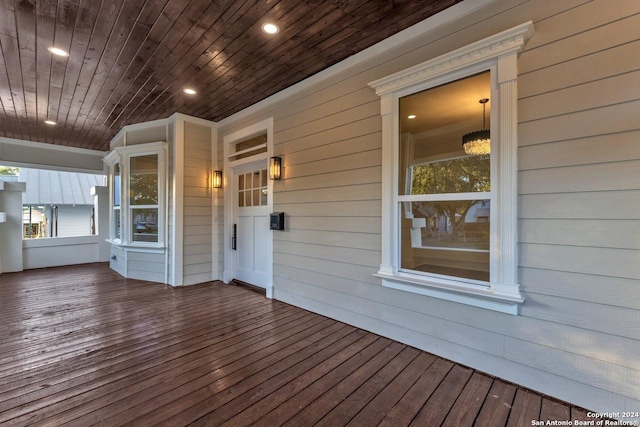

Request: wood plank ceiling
left=0, top=0, right=459, bottom=151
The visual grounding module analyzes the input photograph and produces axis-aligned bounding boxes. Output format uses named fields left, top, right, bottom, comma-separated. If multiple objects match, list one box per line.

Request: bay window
left=104, top=142, right=166, bottom=247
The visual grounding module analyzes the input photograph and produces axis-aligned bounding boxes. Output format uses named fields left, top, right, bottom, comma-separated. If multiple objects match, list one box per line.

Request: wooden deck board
left=0, top=263, right=597, bottom=426
left=507, top=388, right=542, bottom=427
left=442, top=372, right=494, bottom=426
left=409, top=364, right=474, bottom=426
left=474, top=378, right=518, bottom=427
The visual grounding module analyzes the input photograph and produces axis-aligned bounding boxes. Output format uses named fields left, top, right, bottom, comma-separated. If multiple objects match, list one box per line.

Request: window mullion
left=398, top=192, right=491, bottom=202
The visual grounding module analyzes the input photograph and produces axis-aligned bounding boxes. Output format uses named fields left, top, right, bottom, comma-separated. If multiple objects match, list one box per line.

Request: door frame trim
left=222, top=118, right=274, bottom=298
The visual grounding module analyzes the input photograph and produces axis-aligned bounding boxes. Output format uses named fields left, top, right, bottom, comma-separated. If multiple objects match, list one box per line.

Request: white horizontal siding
left=520, top=161, right=640, bottom=194
left=182, top=121, right=213, bottom=285
left=519, top=100, right=640, bottom=147
left=520, top=268, right=640, bottom=309
left=285, top=216, right=381, bottom=234
left=275, top=241, right=379, bottom=268
left=504, top=338, right=640, bottom=401
left=520, top=219, right=640, bottom=249
left=520, top=244, right=639, bottom=280
left=520, top=191, right=640, bottom=219
left=519, top=130, right=640, bottom=170
left=519, top=8, right=640, bottom=74
left=109, top=244, right=125, bottom=276
left=126, top=251, right=165, bottom=284
left=216, top=0, right=640, bottom=414
left=128, top=269, right=165, bottom=283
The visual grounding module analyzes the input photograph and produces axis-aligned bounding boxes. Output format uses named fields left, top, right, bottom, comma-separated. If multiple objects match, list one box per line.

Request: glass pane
left=261, top=169, right=267, bottom=187
left=408, top=156, right=490, bottom=195
left=130, top=155, right=158, bottom=205
left=114, top=208, right=121, bottom=239
left=261, top=188, right=268, bottom=206
left=253, top=171, right=260, bottom=188
left=239, top=174, right=245, bottom=190
left=398, top=71, right=491, bottom=195
left=246, top=190, right=252, bottom=207
left=230, top=133, right=268, bottom=161
left=131, top=208, right=158, bottom=242
left=113, top=163, right=121, bottom=207
left=399, top=200, right=489, bottom=281
left=238, top=190, right=245, bottom=207
left=252, top=189, right=260, bottom=206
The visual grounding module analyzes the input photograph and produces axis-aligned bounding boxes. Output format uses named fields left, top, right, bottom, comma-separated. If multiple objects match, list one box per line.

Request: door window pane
left=238, top=168, right=268, bottom=207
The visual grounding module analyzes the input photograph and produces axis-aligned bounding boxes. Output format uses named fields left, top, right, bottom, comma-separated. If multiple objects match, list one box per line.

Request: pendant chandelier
left=462, top=98, right=490, bottom=155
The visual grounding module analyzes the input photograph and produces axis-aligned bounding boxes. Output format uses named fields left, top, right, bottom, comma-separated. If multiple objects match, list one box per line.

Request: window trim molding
left=104, top=141, right=167, bottom=249
left=368, top=22, right=534, bottom=315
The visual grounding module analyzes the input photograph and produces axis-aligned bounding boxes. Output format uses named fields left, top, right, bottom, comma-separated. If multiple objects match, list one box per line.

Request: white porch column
left=91, top=186, right=110, bottom=262
left=0, top=181, right=26, bottom=273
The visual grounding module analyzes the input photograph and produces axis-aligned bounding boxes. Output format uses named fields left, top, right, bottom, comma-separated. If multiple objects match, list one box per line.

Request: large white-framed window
left=398, top=71, right=493, bottom=282
left=368, top=22, right=534, bottom=314
left=104, top=141, right=167, bottom=248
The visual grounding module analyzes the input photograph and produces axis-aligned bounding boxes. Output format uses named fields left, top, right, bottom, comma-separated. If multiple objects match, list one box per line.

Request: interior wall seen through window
left=398, top=71, right=491, bottom=282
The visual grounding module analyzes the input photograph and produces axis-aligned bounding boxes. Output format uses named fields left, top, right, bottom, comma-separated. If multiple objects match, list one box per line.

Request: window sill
left=107, top=239, right=165, bottom=252
left=23, top=235, right=102, bottom=248
left=374, top=269, right=523, bottom=315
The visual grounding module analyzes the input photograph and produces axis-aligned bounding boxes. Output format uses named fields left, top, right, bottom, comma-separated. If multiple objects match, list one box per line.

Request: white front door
left=232, top=164, right=272, bottom=290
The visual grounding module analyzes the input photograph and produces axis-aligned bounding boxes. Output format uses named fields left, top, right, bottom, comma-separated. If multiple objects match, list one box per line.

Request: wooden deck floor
left=0, top=263, right=594, bottom=426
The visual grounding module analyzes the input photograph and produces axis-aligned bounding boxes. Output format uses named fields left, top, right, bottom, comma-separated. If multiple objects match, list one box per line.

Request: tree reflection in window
left=410, top=155, right=490, bottom=247
left=130, top=155, right=158, bottom=206
left=129, top=154, right=159, bottom=242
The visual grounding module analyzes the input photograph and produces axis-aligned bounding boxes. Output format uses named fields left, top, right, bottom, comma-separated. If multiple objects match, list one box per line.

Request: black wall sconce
left=269, top=156, right=282, bottom=180
left=212, top=170, right=223, bottom=188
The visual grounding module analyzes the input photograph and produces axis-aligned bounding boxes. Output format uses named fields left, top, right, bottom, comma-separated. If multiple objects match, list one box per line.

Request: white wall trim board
left=171, top=112, right=219, bottom=128
left=211, top=125, right=220, bottom=281
left=0, top=137, right=106, bottom=155
left=367, top=21, right=534, bottom=95
left=110, top=117, right=170, bottom=147
left=171, top=118, right=185, bottom=286
left=0, top=137, right=106, bottom=173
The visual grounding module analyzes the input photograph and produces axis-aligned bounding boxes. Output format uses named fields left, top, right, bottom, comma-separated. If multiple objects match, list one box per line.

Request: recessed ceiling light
left=47, top=47, right=69, bottom=57
left=262, top=23, right=279, bottom=34
left=44, top=120, right=56, bottom=125
left=407, top=115, right=416, bottom=119
left=183, top=88, right=197, bottom=95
